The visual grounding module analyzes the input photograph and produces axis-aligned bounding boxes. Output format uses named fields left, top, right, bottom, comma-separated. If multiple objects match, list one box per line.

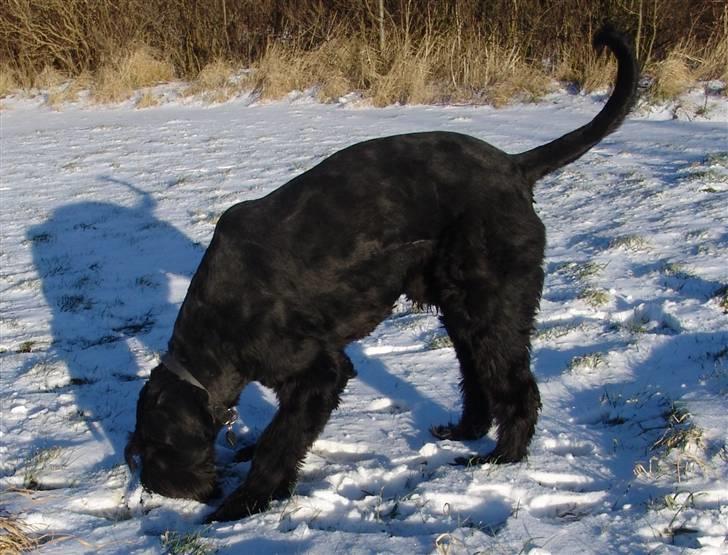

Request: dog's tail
left=513, top=24, right=639, bottom=186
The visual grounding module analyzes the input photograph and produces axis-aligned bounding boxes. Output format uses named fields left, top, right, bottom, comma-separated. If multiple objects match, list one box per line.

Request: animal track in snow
left=542, top=437, right=596, bottom=457
left=527, top=470, right=601, bottom=492
left=528, top=491, right=607, bottom=521
left=366, top=397, right=409, bottom=414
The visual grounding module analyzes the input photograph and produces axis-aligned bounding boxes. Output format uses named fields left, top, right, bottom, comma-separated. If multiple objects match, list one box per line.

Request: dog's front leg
left=206, top=351, right=353, bottom=522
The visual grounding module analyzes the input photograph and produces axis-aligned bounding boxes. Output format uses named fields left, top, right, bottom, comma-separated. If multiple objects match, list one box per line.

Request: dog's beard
left=138, top=441, right=218, bottom=501
left=127, top=374, right=220, bottom=502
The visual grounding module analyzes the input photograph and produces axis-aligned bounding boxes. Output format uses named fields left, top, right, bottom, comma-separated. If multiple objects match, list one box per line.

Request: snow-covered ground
left=1, top=87, right=726, bottom=554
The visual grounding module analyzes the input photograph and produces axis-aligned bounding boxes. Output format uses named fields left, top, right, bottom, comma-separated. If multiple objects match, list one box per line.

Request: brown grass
left=251, top=27, right=554, bottom=107
left=0, top=513, right=37, bottom=554
left=46, top=72, right=92, bottom=107
left=649, top=49, right=695, bottom=100
left=135, top=90, right=160, bottom=109
left=0, top=65, right=18, bottom=97
left=183, top=59, right=240, bottom=102
left=92, top=47, right=174, bottom=103
left=695, top=7, right=728, bottom=84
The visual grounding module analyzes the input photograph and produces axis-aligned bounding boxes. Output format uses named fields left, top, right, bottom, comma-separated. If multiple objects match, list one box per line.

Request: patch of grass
left=33, top=65, right=66, bottom=89
left=16, top=341, right=35, bottom=353
left=556, top=261, right=608, bottom=281
left=135, top=90, right=159, bottom=109
left=112, top=313, right=155, bottom=336
left=717, top=286, right=728, bottom=313
left=652, top=403, right=703, bottom=452
left=567, top=352, right=606, bottom=373
left=578, top=287, right=610, bottom=308
left=609, top=234, right=650, bottom=251
left=248, top=25, right=554, bottom=107
left=69, top=377, right=95, bottom=386
left=45, top=71, right=92, bottom=107
left=39, top=256, right=71, bottom=278
left=575, top=261, right=608, bottom=280
left=645, top=491, right=704, bottom=545
left=623, top=321, right=648, bottom=334
left=93, top=46, right=174, bottom=103
left=534, top=321, right=584, bottom=340
left=160, top=529, right=215, bottom=555
left=634, top=401, right=705, bottom=483
left=427, top=334, right=453, bottom=350
left=183, top=59, right=239, bottom=102
left=648, top=49, right=694, bottom=101
left=687, top=168, right=728, bottom=185
left=29, top=232, right=52, bottom=244
left=0, top=64, right=18, bottom=97
left=135, top=275, right=159, bottom=288
left=663, top=262, right=696, bottom=280
left=58, top=294, right=92, bottom=313
left=22, top=446, right=63, bottom=490
left=704, top=152, right=728, bottom=166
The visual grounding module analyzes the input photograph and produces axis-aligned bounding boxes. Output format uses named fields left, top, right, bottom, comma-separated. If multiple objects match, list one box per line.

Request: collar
left=160, top=352, right=238, bottom=428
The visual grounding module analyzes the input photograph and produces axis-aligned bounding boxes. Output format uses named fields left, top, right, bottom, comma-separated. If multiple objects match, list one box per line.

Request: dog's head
left=126, top=365, right=219, bottom=501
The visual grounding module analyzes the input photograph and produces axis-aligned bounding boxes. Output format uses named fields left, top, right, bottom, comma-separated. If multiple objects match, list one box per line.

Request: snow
left=1, top=87, right=727, bottom=554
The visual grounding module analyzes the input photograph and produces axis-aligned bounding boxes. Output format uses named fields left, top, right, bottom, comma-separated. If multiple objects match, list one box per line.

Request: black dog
left=126, top=25, right=638, bottom=522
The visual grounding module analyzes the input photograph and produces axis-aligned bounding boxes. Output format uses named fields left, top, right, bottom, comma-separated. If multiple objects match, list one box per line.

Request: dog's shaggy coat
left=126, top=25, right=639, bottom=522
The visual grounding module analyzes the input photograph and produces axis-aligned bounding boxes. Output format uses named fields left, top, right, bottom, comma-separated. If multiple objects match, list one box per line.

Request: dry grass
left=554, top=48, right=617, bottom=94
left=33, top=65, right=66, bottom=90
left=135, top=90, right=160, bottom=109
left=250, top=40, right=358, bottom=102
left=368, top=41, right=436, bottom=106
left=0, top=65, right=18, bottom=97
left=251, top=28, right=554, bottom=107
left=0, top=512, right=37, bottom=554
left=45, top=72, right=92, bottom=107
left=649, top=49, right=695, bottom=101
left=92, top=47, right=174, bottom=103
left=695, top=6, right=728, bottom=83
left=183, top=59, right=240, bottom=102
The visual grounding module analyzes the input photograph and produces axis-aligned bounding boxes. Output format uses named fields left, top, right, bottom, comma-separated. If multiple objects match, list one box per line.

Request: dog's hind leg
left=206, top=350, right=355, bottom=521
left=431, top=211, right=544, bottom=463
left=440, top=272, right=543, bottom=463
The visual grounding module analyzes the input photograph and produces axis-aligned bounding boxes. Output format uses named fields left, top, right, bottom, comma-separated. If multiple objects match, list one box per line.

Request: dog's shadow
left=27, top=177, right=205, bottom=472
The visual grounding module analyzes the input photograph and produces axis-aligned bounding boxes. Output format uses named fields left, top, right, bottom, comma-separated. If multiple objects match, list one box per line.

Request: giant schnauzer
left=126, top=24, right=638, bottom=522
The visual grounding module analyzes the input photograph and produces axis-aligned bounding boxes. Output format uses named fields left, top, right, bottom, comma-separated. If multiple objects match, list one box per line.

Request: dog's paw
left=204, top=490, right=270, bottom=523
left=451, top=454, right=490, bottom=467
left=234, top=443, right=256, bottom=462
left=452, top=450, right=523, bottom=467
left=430, top=422, right=489, bottom=441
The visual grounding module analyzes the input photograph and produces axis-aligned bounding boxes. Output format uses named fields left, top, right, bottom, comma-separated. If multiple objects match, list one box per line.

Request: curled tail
left=513, top=24, right=639, bottom=186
